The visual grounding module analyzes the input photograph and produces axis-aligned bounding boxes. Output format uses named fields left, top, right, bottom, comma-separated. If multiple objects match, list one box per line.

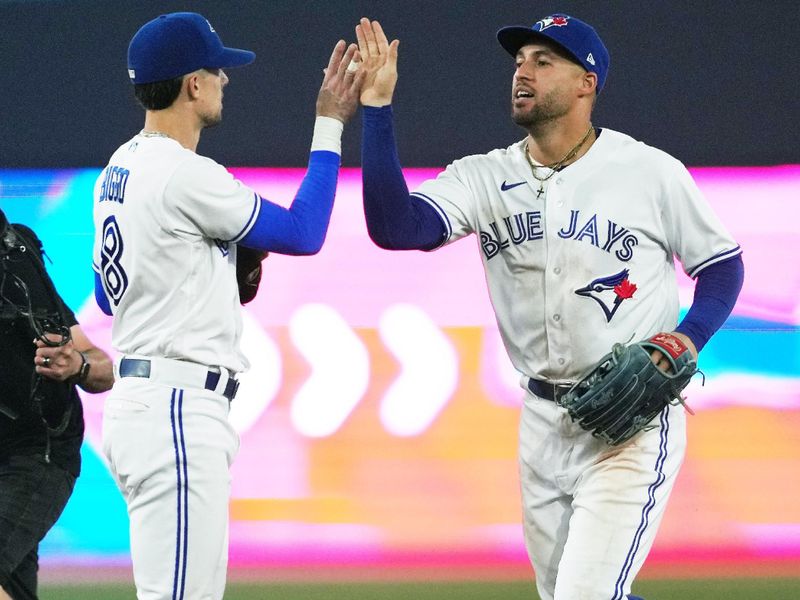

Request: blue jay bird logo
left=535, top=15, right=570, bottom=31
left=575, top=269, right=638, bottom=322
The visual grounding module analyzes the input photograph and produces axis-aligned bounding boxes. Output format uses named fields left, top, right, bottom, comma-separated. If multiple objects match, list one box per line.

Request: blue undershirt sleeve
left=239, top=150, right=340, bottom=255
left=675, top=255, right=744, bottom=352
left=362, top=105, right=447, bottom=250
left=94, top=271, right=112, bottom=315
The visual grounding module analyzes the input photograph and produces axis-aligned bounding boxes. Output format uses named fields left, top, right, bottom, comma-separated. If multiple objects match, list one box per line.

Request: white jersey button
left=558, top=358, right=565, bottom=365
left=553, top=314, right=561, bottom=322
left=553, top=267, right=561, bottom=275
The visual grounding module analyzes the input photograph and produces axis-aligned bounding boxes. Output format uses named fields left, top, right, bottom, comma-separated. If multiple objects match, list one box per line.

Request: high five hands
left=316, top=40, right=366, bottom=124
left=355, top=18, right=399, bottom=107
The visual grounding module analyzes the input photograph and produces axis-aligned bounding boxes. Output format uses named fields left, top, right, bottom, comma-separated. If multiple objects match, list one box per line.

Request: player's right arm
left=357, top=18, right=448, bottom=251
left=239, top=40, right=364, bottom=254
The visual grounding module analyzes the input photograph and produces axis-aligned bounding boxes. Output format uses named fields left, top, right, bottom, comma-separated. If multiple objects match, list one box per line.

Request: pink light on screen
left=229, top=168, right=495, bottom=327
left=231, top=165, right=800, bottom=326
left=680, top=165, right=800, bottom=324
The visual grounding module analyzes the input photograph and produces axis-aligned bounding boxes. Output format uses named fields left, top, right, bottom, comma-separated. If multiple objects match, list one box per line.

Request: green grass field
left=40, top=578, right=800, bottom=599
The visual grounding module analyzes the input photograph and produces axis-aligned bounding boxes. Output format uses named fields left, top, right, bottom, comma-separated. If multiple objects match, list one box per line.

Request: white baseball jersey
left=92, top=134, right=261, bottom=373
left=412, top=128, right=741, bottom=382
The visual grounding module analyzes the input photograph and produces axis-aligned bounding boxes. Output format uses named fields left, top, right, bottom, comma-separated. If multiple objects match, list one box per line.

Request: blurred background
left=1, top=1, right=798, bottom=598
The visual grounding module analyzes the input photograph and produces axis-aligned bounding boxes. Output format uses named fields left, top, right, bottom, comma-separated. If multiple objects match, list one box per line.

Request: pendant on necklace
left=536, top=184, right=545, bottom=199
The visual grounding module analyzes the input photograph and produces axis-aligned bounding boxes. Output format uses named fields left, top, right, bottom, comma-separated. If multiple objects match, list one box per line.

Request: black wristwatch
left=72, top=351, right=91, bottom=385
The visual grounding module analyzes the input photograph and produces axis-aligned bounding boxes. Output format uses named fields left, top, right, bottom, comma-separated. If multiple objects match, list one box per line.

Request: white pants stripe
left=103, top=378, right=238, bottom=600
left=170, top=388, right=188, bottom=600
left=612, top=407, right=671, bottom=599
left=519, top=392, right=686, bottom=600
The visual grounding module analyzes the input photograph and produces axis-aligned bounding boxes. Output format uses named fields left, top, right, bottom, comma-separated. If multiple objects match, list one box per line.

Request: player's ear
left=579, top=71, right=598, bottom=97
left=185, top=72, right=202, bottom=100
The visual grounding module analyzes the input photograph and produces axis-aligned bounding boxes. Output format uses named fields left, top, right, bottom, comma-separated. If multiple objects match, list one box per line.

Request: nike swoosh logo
left=500, top=180, right=527, bottom=191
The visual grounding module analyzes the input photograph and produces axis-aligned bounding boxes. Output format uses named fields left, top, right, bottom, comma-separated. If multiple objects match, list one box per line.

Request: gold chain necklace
left=525, top=124, right=594, bottom=198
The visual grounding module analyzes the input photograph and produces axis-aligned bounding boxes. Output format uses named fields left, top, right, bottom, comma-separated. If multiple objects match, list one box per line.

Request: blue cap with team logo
left=497, top=14, right=610, bottom=92
left=128, top=12, right=255, bottom=84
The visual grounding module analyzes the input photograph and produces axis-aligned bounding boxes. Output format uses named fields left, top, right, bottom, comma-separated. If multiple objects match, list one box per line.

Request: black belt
left=119, top=358, right=239, bottom=402
left=527, top=378, right=572, bottom=403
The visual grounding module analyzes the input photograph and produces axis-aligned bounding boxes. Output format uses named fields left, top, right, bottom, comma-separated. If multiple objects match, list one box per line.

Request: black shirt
left=0, top=224, right=84, bottom=476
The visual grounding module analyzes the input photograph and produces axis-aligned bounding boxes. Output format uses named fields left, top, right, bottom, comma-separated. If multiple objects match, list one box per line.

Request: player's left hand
left=649, top=331, right=697, bottom=373
left=560, top=333, right=699, bottom=445
left=356, top=18, right=399, bottom=107
left=316, top=40, right=366, bottom=124
left=34, top=334, right=81, bottom=382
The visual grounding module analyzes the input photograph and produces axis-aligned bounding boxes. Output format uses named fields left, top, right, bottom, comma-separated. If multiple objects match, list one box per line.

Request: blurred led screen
left=1, top=165, right=798, bottom=574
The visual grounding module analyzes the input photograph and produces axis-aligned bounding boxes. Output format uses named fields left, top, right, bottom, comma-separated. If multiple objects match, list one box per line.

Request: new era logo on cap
left=587, top=53, right=596, bottom=66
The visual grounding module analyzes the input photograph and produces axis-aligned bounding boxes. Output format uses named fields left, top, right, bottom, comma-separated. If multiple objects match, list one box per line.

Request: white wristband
left=310, top=116, right=344, bottom=155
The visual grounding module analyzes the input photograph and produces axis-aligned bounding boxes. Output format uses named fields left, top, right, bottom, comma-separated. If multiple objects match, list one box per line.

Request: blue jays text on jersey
left=480, top=208, right=638, bottom=262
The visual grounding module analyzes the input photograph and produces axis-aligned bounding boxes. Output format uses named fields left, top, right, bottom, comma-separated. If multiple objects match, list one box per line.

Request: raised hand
left=355, top=18, right=399, bottom=107
left=316, top=40, right=366, bottom=124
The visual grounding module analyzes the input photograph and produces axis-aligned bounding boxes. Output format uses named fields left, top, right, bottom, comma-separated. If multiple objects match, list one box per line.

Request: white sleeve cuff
left=310, top=116, right=344, bottom=155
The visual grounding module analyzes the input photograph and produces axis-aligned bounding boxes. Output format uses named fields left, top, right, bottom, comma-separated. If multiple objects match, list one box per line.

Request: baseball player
left=355, top=15, right=743, bottom=600
left=92, top=12, right=363, bottom=600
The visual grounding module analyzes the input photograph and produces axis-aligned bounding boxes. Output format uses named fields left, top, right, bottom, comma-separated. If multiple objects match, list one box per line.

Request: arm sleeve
left=675, top=254, right=744, bottom=352
left=361, top=105, right=448, bottom=250
left=239, top=150, right=340, bottom=255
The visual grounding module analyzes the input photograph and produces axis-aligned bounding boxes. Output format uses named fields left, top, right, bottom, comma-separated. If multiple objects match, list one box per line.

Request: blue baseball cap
left=127, top=12, right=255, bottom=84
left=497, top=14, right=610, bottom=92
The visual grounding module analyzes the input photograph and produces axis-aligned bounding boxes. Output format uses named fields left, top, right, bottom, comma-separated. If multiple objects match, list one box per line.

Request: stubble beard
left=511, top=89, right=570, bottom=132
left=201, top=108, right=223, bottom=129
left=200, top=94, right=224, bottom=129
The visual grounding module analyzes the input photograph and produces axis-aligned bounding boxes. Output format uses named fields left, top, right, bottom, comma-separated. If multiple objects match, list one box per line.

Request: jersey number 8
left=101, top=216, right=129, bottom=306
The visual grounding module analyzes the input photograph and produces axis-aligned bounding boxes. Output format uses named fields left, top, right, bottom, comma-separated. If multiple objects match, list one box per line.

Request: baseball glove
left=558, top=333, right=698, bottom=446
left=236, top=246, right=269, bottom=305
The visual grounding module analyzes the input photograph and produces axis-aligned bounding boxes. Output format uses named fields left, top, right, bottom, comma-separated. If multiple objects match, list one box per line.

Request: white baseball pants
left=103, top=372, right=239, bottom=600
left=519, top=391, right=686, bottom=600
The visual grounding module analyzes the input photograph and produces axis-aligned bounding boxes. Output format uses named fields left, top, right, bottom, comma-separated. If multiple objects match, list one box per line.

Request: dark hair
left=133, top=75, right=184, bottom=110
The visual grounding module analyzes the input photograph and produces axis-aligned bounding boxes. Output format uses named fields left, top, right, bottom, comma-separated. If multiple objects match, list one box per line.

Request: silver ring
left=42, top=356, right=51, bottom=367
